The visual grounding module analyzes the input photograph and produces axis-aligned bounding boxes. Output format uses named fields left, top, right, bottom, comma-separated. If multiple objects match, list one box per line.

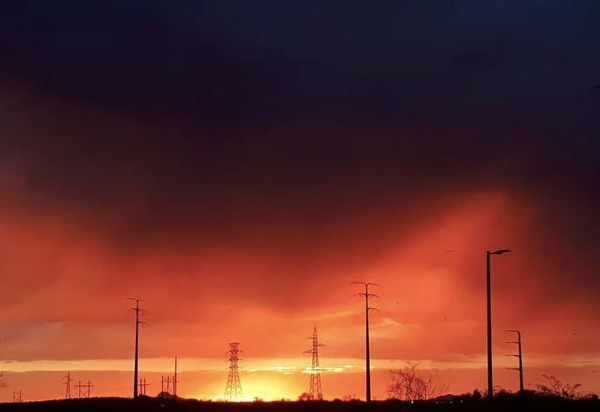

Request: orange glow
left=2, top=185, right=600, bottom=402
left=1, top=76, right=600, bottom=402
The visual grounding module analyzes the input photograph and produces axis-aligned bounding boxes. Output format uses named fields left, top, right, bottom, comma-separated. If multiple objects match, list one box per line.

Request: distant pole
left=12, top=390, right=23, bottom=403
left=506, top=330, right=524, bottom=392
left=174, top=356, right=178, bottom=398
left=165, top=376, right=172, bottom=394
left=139, top=378, right=149, bottom=396
left=351, top=282, right=379, bottom=403
left=84, top=380, right=94, bottom=398
left=129, top=297, right=146, bottom=399
left=486, top=249, right=511, bottom=398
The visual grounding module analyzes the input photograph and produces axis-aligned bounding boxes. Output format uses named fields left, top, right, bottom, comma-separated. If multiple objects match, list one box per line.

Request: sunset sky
left=1, top=0, right=600, bottom=403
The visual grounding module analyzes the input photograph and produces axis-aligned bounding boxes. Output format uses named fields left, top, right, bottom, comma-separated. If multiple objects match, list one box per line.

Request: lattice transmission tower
left=224, top=343, right=243, bottom=401
left=304, top=327, right=325, bottom=400
left=64, top=372, right=72, bottom=399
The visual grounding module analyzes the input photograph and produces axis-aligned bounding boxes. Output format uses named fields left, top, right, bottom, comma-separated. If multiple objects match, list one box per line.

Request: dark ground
left=0, top=396, right=598, bottom=412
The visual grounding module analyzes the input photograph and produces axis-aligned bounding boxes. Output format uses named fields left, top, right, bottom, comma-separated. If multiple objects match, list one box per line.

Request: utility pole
left=161, top=375, right=172, bottom=394
left=351, top=281, right=379, bottom=403
left=75, top=381, right=83, bottom=398
left=139, top=378, right=149, bottom=396
left=12, top=390, right=23, bottom=402
left=83, top=380, right=94, bottom=398
left=506, top=329, right=524, bottom=392
left=173, top=356, right=178, bottom=398
left=128, top=297, right=146, bottom=399
left=64, top=371, right=72, bottom=399
left=75, top=380, right=93, bottom=398
left=486, top=249, right=511, bottom=398
left=160, top=376, right=172, bottom=395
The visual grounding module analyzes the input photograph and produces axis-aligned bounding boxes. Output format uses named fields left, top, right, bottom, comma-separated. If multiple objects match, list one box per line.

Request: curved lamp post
left=486, top=249, right=511, bottom=397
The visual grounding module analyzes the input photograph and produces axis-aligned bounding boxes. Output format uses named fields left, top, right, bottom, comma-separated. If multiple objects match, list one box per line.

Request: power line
left=224, top=343, right=243, bottom=402
left=351, top=281, right=379, bottom=403
left=304, top=327, right=325, bottom=400
left=128, top=297, right=146, bottom=400
left=506, top=329, right=524, bottom=392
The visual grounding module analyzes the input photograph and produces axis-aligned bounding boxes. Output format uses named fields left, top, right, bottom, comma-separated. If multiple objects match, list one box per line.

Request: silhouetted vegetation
left=536, top=374, right=585, bottom=399
left=387, top=363, right=448, bottom=401
left=0, top=391, right=599, bottom=412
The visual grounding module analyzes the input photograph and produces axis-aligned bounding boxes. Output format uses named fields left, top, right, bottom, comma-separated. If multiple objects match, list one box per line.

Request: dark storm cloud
left=0, top=0, right=599, bottom=257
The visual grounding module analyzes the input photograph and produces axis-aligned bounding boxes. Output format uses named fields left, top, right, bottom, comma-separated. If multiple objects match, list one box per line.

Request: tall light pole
left=486, top=249, right=511, bottom=398
left=351, top=282, right=378, bottom=403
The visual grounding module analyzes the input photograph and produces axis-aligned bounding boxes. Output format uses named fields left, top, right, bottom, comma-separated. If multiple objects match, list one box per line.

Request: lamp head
left=490, top=249, right=511, bottom=255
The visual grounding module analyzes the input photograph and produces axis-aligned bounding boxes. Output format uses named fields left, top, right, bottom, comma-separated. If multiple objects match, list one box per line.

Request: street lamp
left=486, top=249, right=511, bottom=398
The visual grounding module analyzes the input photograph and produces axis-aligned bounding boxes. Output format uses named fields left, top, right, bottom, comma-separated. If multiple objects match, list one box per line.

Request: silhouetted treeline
left=1, top=392, right=599, bottom=412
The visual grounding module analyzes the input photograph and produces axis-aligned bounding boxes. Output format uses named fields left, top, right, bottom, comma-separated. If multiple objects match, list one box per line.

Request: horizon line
left=2, top=354, right=599, bottom=373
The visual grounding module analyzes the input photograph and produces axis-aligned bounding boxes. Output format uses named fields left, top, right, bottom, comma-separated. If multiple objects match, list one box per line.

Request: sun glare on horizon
left=209, top=394, right=290, bottom=403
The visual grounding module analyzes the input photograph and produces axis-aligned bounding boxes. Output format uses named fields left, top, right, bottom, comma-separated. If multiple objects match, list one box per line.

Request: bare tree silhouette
left=537, top=375, right=582, bottom=399
left=387, top=363, right=448, bottom=401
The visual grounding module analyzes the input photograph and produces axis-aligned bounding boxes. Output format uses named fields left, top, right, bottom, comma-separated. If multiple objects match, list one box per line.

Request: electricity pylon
left=304, top=327, right=325, bottom=400
left=224, top=343, right=243, bottom=401
left=64, top=372, right=72, bottom=399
